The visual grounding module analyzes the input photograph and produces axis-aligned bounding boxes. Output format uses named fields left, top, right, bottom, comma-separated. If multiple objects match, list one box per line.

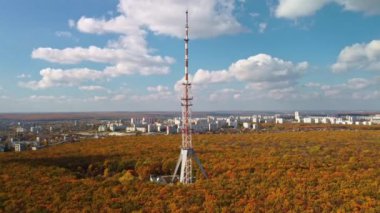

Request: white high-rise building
left=295, top=111, right=300, bottom=122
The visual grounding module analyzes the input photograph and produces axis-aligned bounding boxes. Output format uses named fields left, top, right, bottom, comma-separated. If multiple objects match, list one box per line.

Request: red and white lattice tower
left=172, top=10, right=207, bottom=184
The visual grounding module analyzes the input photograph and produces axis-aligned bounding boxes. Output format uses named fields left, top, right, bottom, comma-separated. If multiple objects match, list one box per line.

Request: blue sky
left=0, top=0, right=379, bottom=112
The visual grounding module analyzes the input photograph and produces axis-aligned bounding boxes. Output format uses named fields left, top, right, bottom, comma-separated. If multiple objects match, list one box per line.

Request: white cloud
left=229, top=54, right=307, bottom=82
left=76, top=0, right=243, bottom=39
left=332, top=40, right=380, bottom=72
left=275, top=0, right=380, bottom=19
left=93, top=96, right=108, bottom=101
left=19, top=68, right=104, bottom=89
left=77, top=15, right=141, bottom=35
left=267, top=87, right=296, bottom=100
left=111, top=94, right=127, bottom=101
left=31, top=38, right=173, bottom=66
left=116, top=0, right=244, bottom=39
left=258, top=22, right=267, bottom=33
left=246, top=80, right=294, bottom=90
left=27, top=39, right=173, bottom=89
left=149, top=85, right=172, bottom=96
left=339, top=0, right=380, bottom=15
left=191, top=54, right=308, bottom=86
left=25, top=0, right=244, bottom=90
left=202, top=75, right=378, bottom=103
left=193, top=69, right=232, bottom=84
left=29, top=95, right=68, bottom=102
left=79, top=85, right=106, bottom=91
left=209, top=88, right=241, bottom=101
left=306, top=77, right=378, bottom=99
left=352, top=90, right=380, bottom=100
left=175, top=53, right=308, bottom=101
left=346, top=78, right=373, bottom=89
left=132, top=85, right=173, bottom=102
left=175, top=52, right=378, bottom=103
left=275, top=0, right=329, bottom=19
left=147, top=85, right=169, bottom=93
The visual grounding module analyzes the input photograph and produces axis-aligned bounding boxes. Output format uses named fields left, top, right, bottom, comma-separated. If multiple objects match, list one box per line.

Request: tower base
left=172, top=148, right=207, bottom=184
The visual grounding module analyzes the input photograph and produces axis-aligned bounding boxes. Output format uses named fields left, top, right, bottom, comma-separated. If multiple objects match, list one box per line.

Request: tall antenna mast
left=172, top=10, right=207, bottom=184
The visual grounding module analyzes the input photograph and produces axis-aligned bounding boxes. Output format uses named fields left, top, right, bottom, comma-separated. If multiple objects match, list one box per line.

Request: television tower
left=172, top=10, right=207, bottom=184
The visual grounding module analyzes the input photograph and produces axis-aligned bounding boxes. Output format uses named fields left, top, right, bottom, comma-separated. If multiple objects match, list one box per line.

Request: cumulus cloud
left=190, top=54, right=307, bottom=87
left=174, top=53, right=309, bottom=101
left=24, top=0, right=243, bottom=90
left=305, top=77, right=378, bottom=99
left=275, top=0, right=380, bottom=19
left=77, top=15, right=142, bottom=35
left=27, top=36, right=173, bottom=89
left=267, top=87, right=296, bottom=100
left=339, top=0, right=380, bottom=15
left=352, top=90, right=380, bottom=100
left=332, top=40, right=380, bottom=72
left=32, top=44, right=173, bottom=73
left=275, top=0, right=329, bottom=19
left=204, top=76, right=378, bottom=102
left=193, top=69, right=232, bottom=84
left=209, top=88, right=241, bottom=101
left=19, top=68, right=104, bottom=89
left=229, top=54, right=308, bottom=82
left=116, top=0, right=244, bottom=39
left=346, top=78, right=373, bottom=89
left=132, top=85, right=173, bottom=102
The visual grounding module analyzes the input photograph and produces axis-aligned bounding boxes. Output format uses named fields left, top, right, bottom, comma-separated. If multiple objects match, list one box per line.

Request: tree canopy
left=1, top=130, right=379, bottom=212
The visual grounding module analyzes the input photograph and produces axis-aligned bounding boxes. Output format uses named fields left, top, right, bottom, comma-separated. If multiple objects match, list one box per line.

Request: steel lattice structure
left=172, top=11, right=207, bottom=184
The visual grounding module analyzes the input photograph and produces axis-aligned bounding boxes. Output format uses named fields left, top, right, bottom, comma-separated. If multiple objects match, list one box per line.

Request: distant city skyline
left=0, top=0, right=380, bottom=112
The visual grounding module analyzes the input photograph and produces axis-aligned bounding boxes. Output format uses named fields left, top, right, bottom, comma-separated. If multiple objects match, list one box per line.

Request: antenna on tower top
left=186, top=10, right=188, bottom=27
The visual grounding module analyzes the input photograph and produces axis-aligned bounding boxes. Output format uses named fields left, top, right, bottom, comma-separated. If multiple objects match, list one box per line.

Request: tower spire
left=185, top=10, right=189, bottom=81
left=172, top=10, right=207, bottom=184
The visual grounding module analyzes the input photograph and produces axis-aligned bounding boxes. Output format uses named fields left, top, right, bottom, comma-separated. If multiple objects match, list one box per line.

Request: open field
left=1, top=130, right=379, bottom=212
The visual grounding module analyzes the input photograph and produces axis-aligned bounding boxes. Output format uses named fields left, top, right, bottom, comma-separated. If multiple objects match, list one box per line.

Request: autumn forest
left=1, top=130, right=379, bottom=212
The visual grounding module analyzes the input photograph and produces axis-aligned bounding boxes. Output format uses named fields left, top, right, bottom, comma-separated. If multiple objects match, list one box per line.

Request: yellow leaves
left=0, top=130, right=380, bottom=212
left=308, top=145, right=321, bottom=154
left=349, top=156, right=357, bottom=163
left=103, top=168, right=110, bottom=178
left=118, top=170, right=136, bottom=185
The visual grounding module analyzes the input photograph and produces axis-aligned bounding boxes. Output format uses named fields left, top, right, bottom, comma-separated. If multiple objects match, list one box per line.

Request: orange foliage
left=0, top=130, right=379, bottom=212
